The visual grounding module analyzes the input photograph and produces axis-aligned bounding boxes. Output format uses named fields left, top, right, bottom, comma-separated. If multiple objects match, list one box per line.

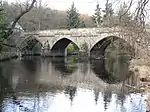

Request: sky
left=4, top=0, right=148, bottom=17
left=46, top=0, right=106, bottom=15
left=4, top=0, right=126, bottom=16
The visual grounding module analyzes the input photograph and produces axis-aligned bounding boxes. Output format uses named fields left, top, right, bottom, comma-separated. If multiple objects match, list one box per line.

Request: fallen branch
left=125, top=84, right=145, bottom=92
left=125, top=84, right=139, bottom=89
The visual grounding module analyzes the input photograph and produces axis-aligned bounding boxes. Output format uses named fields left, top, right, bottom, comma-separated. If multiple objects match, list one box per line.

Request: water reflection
left=64, top=86, right=77, bottom=104
left=51, top=56, right=78, bottom=76
left=91, top=51, right=131, bottom=84
left=0, top=56, right=147, bottom=112
left=91, top=59, right=117, bottom=84
left=21, top=56, right=40, bottom=74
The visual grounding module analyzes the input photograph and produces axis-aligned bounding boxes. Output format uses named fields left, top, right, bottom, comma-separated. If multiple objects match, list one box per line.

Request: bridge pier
left=16, top=49, right=22, bottom=57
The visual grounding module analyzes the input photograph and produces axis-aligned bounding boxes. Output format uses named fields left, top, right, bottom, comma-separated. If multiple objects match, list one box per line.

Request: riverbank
left=129, top=57, right=150, bottom=111
left=0, top=52, right=18, bottom=61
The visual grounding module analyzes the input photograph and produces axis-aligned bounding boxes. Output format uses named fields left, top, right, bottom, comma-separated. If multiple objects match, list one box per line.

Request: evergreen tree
left=79, top=20, right=86, bottom=28
left=66, top=2, right=85, bottom=29
left=0, top=5, right=8, bottom=40
left=92, top=3, right=103, bottom=27
left=0, top=9, right=9, bottom=52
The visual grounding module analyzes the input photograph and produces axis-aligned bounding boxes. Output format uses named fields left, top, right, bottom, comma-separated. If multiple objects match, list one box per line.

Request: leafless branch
left=134, top=0, right=149, bottom=27
left=119, top=0, right=133, bottom=23
left=17, top=1, right=24, bottom=13
left=4, top=0, right=36, bottom=41
left=11, top=0, right=36, bottom=31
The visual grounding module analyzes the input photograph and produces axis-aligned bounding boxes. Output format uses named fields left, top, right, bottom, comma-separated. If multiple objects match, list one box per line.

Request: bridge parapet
left=24, top=27, right=121, bottom=37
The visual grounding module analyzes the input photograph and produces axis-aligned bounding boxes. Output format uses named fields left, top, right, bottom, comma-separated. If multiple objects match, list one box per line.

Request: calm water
left=0, top=56, right=147, bottom=112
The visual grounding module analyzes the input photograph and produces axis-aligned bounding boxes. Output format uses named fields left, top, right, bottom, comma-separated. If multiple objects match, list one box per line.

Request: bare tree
left=118, top=0, right=150, bottom=58
left=35, top=0, right=48, bottom=30
left=0, top=0, right=36, bottom=47
left=116, top=0, right=149, bottom=29
left=134, top=0, right=149, bottom=28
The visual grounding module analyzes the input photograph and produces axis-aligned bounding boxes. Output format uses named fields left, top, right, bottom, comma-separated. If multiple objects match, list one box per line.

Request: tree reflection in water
left=64, top=86, right=77, bottom=105
left=51, top=56, right=78, bottom=76
left=94, top=90, right=99, bottom=104
left=0, top=56, right=146, bottom=112
left=21, top=56, right=40, bottom=74
left=103, top=90, right=112, bottom=111
left=0, top=64, right=15, bottom=112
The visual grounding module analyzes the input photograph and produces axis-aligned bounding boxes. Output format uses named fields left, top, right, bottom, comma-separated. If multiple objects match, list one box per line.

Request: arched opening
left=51, top=38, right=79, bottom=57
left=90, top=36, right=135, bottom=84
left=20, top=37, right=42, bottom=56
left=90, top=36, right=135, bottom=59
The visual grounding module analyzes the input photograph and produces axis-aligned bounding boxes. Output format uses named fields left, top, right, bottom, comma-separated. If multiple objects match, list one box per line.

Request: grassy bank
left=0, top=52, right=18, bottom=61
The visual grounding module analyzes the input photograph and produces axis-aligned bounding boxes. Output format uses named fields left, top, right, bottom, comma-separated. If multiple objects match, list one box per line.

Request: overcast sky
left=5, top=0, right=128, bottom=16
left=46, top=0, right=106, bottom=15
left=4, top=0, right=149, bottom=17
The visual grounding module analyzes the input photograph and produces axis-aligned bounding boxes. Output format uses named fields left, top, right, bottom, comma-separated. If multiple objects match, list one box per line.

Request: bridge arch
left=90, top=36, right=135, bottom=58
left=19, top=36, right=43, bottom=56
left=51, top=37, right=80, bottom=56
left=90, top=36, right=135, bottom=84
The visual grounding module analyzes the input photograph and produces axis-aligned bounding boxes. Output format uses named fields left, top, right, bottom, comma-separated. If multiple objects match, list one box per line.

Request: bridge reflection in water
left=0, top=55, right=147, bottom=112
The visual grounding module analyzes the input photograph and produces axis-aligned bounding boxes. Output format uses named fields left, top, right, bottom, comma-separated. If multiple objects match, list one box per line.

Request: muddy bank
left=129, top=58, right=150, bottom=111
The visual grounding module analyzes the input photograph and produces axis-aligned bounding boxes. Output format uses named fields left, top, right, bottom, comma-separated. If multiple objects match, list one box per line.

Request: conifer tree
left=66, top=2, right=85, bottom=29
left=92, top=3, right=103, bottom=27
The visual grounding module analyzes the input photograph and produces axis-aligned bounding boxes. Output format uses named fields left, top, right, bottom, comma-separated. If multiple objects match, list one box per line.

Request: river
left=0, top=55, right=148, bottom=112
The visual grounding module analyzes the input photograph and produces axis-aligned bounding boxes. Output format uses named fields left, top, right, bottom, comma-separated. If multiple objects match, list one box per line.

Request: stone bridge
left=15, top=27, right=137, bottom=57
